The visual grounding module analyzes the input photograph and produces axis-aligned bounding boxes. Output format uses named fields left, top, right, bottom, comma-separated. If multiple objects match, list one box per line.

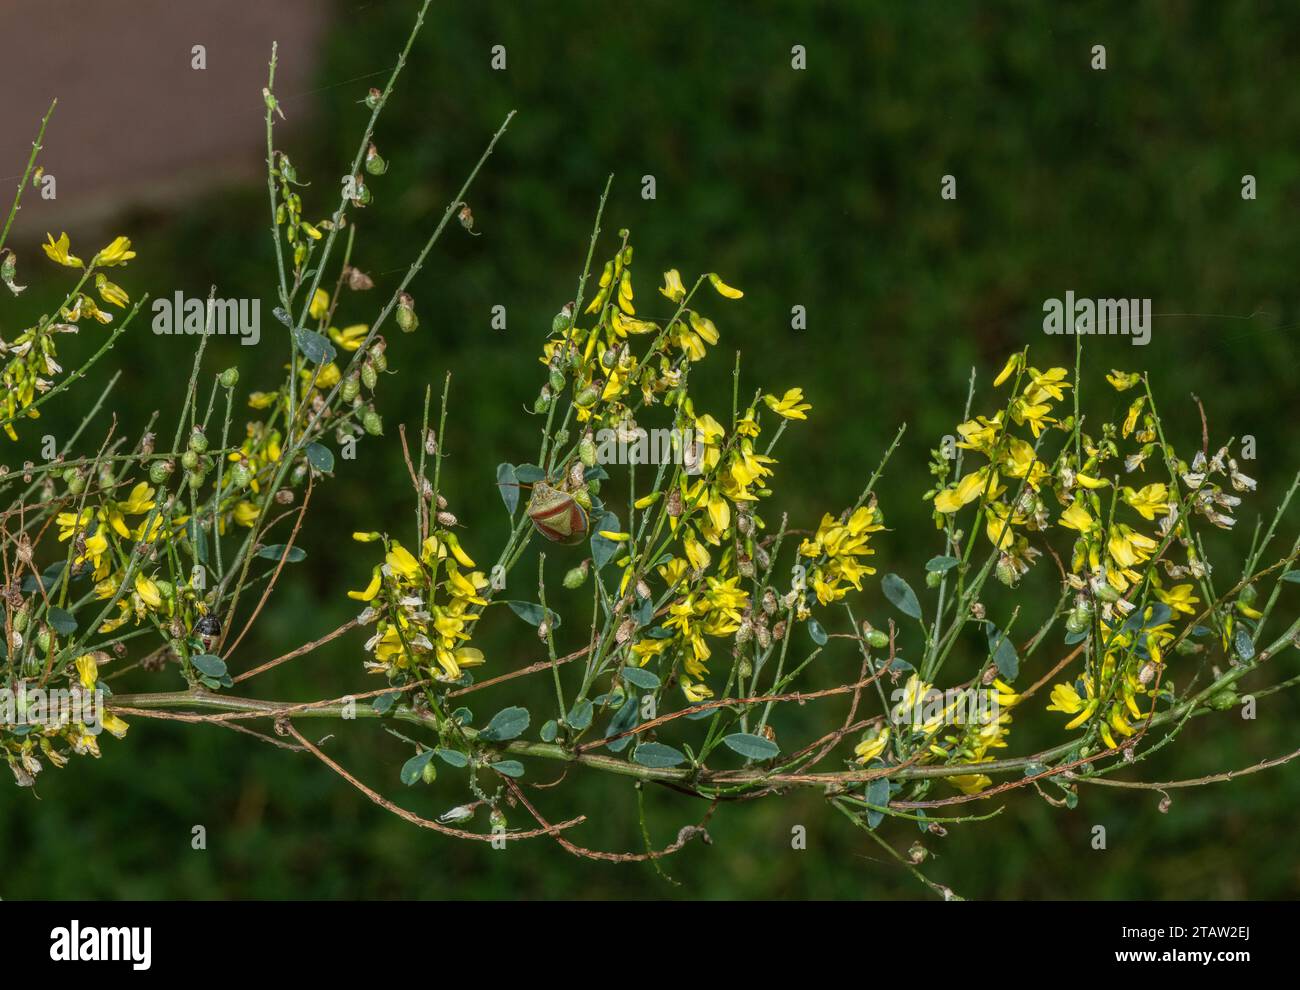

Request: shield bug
left=526, top=481, right=589, bottom=545
left=194, top=612, right=222, bottom=652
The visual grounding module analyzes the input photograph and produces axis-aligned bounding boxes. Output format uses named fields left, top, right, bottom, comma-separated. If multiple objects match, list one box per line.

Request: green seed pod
left=738, top=658, right=753, bottom=679
left=562, top=562, right=589, bottom=589
left=66, top=472, right=85, bottom=496
left=925, top=569, right=943, bottom=589
left=586, top=478, right=601, bottom=496
left=1174, top=637, right=1202, bottom=656
left=866, top=629, right=889, bottom=650
left=188, top=427, right=209, bottom=454
left=578, top=433, right=597, bottom=467
left=572, top=486, right=592, bottom=511
left=361, top=360, right=378, bottom=390
left=219, top=367, right=239, bottom=388
left=574, top=384, right=599, bottom=408
left=229, top=459, right=251, bottom=488
left=1094, top=581, right=1121, bottom=603
left=36, top=627, right=51, bottom=653
left=371, top=348, right=388, bottom=374
left=341, top=374, right=361, bottom=402
left=1239, top=583, right=1258, bottom=606
left=13, top=604, right=30, bottom=634
left=421, top=759, right=438, bottom=785
left=363, top=410, right=384, bottom=436
left=1065, top=603, right=1093, bottom=635
left=187, top=470, right=208, bottom=490
left=533, top=387, right=552, bottom=414
left=553, top=428, right=570, bottom=447
left=181, top=450, right=199, bottom=471
left=396, top=292, right=418, bottom=333
left=1208, top=689, right=1239, bottom=712
left=365, top=143, right=388, bottom=175
left=364, top=87, right=382, bottom=109
left=549, top=366, right=566, bottom=394
left=994, top=558, right=1018, bottom=586
left=154, top=579, right=175, bottom=601
left=551, top=305, right=573, bottom=334
left=149, top=459, right=175, bottom=484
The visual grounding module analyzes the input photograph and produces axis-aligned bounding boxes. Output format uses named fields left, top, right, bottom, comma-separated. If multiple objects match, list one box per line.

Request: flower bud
left=364, top=87, right=382, bottom=109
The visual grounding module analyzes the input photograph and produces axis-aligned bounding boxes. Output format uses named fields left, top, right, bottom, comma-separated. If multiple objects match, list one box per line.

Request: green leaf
left=305, top=442, right=335, bottom=474
left=540, top=719, right=558, bottom=742
left=47, top=607, right=77, bottom=636
left=479, top=706, right=530, bottom=742
left=882, top=573, right=922, bottom=620
left=621, top=666, right=660, bottom=690
left=435, top=748, right=469, bottom=768
left=566, top=699, right=594, bottom=731
left=633, top=742, right=686, bottom=768
left=514, top=463, right=546, bottom=483
left=187, top=517, right=208, bottom=566
left=497, top=463, right=519, bottom=516
left=986, top=624, right=1019, bottom=680
left=191, top=653, right=228, bottom=678
left=256, top=544, right=307, bottom=563
left=1282, top=571, right=1300, bottom=583
left=506, top=600, right=560, bottom=629
left=292, top=327, right=336, bottom=365
left=605, top=696, right=639, bottom=752
left=925, top=555, right=959, bottom=573
left=590, top=511, right=622, bottom=570
left=807, top=618, right=828, bottom=646
left=372, top=691, right=400, bottom=715
left=723, top=732, right=779, bottom=760
left=865, top=777, right=890, bottom=829
left=490, top=760, right=526, bottom=778
left=400, top=749, right=435, bottom=786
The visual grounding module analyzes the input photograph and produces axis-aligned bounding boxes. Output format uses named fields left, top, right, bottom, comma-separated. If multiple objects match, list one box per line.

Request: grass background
left=3, top=0, right=1300, bottom=899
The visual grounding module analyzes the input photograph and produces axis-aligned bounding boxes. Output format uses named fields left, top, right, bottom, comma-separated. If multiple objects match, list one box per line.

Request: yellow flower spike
left=309, top=288, right=330, bottom=320
left=659, top=269, right=686, bottom=302
left=992, top=352, right=1022, bottom=387
left=707, top=273, right=743, bottom=299
left=134, top=572, right=162, bottom=609
left=93, top=235, right=136, bottom=267
left=352, top=531, right=382, bottom=542
left=42, top=232, right=83, bottom=268
left=95, top=274, right=129, bottom=308
left=348, top=566, right=383, bottom=601
left=385, top=542, right=422, bottom=581
left=763, top=387, right=812, bottom=420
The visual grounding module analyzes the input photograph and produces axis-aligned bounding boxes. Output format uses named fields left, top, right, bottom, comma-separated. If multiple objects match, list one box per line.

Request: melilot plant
left=2, top=2, right=1298, bottom=897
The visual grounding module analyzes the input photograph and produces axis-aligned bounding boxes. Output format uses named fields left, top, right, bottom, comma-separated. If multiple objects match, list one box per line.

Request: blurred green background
left=3, top=0, right=1300, bottom=899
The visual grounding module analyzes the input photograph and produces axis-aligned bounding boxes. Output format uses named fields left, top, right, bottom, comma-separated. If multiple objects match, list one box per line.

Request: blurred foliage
left=4, top=0, right=1300, bottom=899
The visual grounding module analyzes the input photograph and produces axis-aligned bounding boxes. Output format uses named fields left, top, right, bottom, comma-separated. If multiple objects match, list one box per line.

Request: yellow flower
left=385, top=542, right=422, bottom=581
left=352, top=531, right=381, bottom=542
left=763, top=387, right=811, bottom=420
left=934, top=466, right=992, bottom=514
left=75, top=654, right=99, bottom=691
left=707, top=273, right=743, bottom=299
left=1106, top=370, right=1141, bottom=391
left=1058, top=500, right=1095, bottom=533
left=328, top=324, right=369, bottom=350
left=134, top=572, right=162, bottom=609
left=43, top=232, right=83, bottom=268
left=1154, top=582, right=1199, bottom=616
left=233, top=500, right=260, bottom=527
left=95, top=274, right=129, bottom=308
left=1047, top=682, right=1096, bottom=730
left=598, top=530, right=631, bottom=542
left=348, top=566, right=383, bottom=601
left=310, top=288, right=330, bottom=320
left=1122, top=483, right=1170, bottom=521
left=854, top=726, right=890, bottom=763
left=1122, top=396, right=1146, bottom=438
left=993, top=352, right=1022, bottom=387
left=659, top=269, right=686, bottom=302
left=93, top=235, right=136, bottom=267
